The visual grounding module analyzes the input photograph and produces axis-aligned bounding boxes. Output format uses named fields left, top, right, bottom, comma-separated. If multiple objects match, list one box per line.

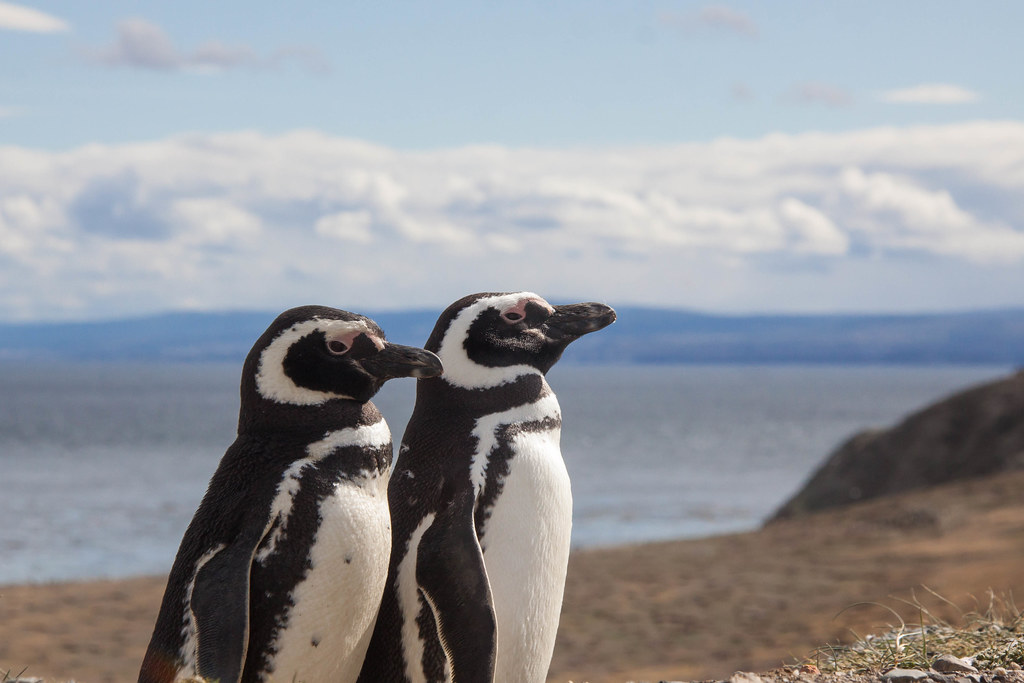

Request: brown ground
left=2, top=470, right=1023, bottom=683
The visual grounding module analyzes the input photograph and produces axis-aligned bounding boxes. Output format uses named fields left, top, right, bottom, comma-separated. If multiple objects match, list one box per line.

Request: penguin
left=358, top=292, right=616, bottom=683
left=138, top=305, right=443, bottom=683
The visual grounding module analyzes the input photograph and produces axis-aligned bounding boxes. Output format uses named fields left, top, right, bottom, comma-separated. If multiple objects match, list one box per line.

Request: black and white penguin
left=138, top=305, right=442, bottom=683
left=358, top=292, right=616, bottom=683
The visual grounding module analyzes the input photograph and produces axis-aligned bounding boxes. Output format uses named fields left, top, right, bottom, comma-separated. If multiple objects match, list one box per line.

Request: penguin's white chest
left=479, top=420, right=572, bottom=683
left=266, top=471, right=391, bottom=682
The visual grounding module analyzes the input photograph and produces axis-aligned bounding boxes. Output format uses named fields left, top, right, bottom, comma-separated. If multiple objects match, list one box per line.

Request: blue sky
left=5, top=1, right=1021, bottom=148
left=2, top=2, right=1024, bottom=321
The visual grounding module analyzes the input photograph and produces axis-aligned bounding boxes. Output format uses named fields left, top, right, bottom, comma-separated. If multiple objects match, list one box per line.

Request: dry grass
left=808, top=588, right=1024, bottom=674
left=5, top=592, right=1024, bottom=682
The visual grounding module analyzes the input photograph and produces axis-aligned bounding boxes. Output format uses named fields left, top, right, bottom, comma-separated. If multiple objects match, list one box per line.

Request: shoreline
left=3, top=471, right=1023, bottom=683
left=0, top=525, right=770, bottom=592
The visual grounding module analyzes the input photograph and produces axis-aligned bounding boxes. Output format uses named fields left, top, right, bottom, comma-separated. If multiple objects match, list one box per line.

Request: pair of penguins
left=138, top=291, right=616, bottom=683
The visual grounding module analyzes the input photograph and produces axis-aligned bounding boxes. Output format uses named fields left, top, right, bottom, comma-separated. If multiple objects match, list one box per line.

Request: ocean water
left=0, top=362, right=1010, bottom=585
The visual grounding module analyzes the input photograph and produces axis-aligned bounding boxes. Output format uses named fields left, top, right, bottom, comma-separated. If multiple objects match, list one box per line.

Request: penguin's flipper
left=416, top=490, right=496, bottom=683
left=190, top=530, right=265, bottom=683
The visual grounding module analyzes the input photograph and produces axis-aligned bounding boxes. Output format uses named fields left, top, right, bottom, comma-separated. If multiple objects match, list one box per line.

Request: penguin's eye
left=501, top=310, right=524, bottom=323
left=326, top=339, right=350, bottom=355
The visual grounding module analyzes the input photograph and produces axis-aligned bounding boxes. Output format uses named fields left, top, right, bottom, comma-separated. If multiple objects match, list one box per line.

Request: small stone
left=934, top=655, right=980, bottom=674
left=799, top=664, right=820, bottom=676
left=883, top=668, right=930, bottom=683
left=994, top=667, right=1009, bottom=678
left=731, top=672, right=766, bottom=683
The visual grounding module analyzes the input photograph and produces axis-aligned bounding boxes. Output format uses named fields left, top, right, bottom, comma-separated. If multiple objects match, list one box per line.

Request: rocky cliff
left=771, top=369, right=1024, bottom=520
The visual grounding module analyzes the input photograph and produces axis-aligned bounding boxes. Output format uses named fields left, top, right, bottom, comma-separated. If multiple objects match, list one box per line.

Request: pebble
left=731, top=672, right=766, bottom=683
left=883, top=668, right=931, bottom=683
left=933, top=655, right=980, bottom=674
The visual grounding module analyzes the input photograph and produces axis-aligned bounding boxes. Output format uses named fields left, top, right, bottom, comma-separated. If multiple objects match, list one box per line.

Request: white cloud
left=730, top=82, right=755, bottom=102
left=836, top=167, right=1022, bottom=262
left=90, top=18, right=179, bottom=70
left=695, top=5, right=758, bottom=37
left=777, top=198, right=849, bottom=255
left=170, top=198, right=262, bottom=245
left=879, top=83, right=980, bottom=105
left=786, top=81, right=853, bottom=108
left=267, top=46, right=332, bottom=75
left=187, top=41, right=258, bottom=71
left=2, top=122, right=1024, bottom=319
left=660, top=4, right=758, bottom=38
left=0, top=2, right=69, bottom=33
left=315, top=211, right=374, bottom=244
left=83, top=17, right=327, bottom=74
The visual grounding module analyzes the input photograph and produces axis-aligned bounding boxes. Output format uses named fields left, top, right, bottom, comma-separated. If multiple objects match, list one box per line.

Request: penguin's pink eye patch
left=323, top=329, right=384, bottom=356
left=501, top=298, right=554, bottom=325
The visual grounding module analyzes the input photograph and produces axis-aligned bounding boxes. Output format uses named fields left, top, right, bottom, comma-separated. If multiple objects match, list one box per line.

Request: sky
left=1, top=1, right=1023, bottom=322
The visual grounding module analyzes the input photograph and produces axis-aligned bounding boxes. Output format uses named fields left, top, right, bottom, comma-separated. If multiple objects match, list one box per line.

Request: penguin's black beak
left=360, top=343, right=444, bottom=380
left=547, top=302, right=617, bottom=339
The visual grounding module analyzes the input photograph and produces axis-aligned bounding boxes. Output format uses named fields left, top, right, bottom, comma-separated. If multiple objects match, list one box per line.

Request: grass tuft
left=808, top=588, right=1024, bottom=674
left=1, top=667, right=30, bottom=682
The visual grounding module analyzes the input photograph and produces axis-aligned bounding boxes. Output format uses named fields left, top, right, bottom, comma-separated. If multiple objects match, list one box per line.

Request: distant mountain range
left=2, top=307, right=1024, bottom=365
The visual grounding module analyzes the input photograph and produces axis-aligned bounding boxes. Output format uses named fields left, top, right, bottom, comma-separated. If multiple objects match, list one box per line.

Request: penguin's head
left=426, top=292, right=616, bottom=389
left=247, top=305, right=443, bottom=406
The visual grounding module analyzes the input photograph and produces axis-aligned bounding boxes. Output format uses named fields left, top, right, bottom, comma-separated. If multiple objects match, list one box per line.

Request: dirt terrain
left=2, top=470, right=1023, bottom=683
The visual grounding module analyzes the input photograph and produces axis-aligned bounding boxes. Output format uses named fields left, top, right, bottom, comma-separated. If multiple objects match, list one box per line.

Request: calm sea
left=0, top=362, right=1010, bottom=585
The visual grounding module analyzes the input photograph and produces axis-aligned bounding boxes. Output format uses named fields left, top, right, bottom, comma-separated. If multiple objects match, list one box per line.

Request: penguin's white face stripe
left=256, top=418, right=391, bottom=564
left=436, top=292, right=547, bottom=390
left=469, top=388, right=561, bottom=495
left=397, top=513, right=436, bottom=683
left=255, top=318, right=377, bottom=406
left=179, top=543, right=227, bottom=676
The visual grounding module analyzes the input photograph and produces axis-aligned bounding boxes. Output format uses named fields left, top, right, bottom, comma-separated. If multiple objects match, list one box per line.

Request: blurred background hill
left=3, top=307, right=1024, bottom=365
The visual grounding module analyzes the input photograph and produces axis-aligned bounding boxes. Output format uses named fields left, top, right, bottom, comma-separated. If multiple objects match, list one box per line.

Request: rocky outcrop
left=771, top=369, right=1024, bottom=520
